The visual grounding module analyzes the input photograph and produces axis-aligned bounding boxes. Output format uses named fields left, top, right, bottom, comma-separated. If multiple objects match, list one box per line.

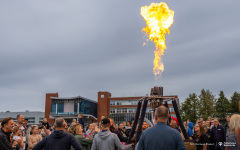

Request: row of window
left=110, top=107, right=152, bottom=114
left=110, top=107, right=174, bottom=114
left=110, top=100, right=175, bottom=106
left=110, top=100, right=139, bottom=106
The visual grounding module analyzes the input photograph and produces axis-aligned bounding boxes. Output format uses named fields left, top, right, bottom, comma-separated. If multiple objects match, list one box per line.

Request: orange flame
left=141, top=2, right=174, bottom=78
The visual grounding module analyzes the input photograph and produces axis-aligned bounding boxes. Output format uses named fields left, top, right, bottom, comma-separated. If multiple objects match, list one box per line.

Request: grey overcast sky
left=1, top=0, right=240, bottom=112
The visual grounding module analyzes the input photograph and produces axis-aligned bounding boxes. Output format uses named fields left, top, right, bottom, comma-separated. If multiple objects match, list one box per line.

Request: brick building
left=45, top=90, right=179, bottom=125
left=97, top=91, right=178, bottom=124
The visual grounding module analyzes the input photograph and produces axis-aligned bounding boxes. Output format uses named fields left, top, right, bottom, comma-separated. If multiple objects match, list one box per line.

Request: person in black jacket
left=33, top=118, right=82, bottom=150
left=224, top=115, right=231, bottom=138
left=210, top=118, right=226, bottom=150
left=109, top=118, right=128, bottom=142
left=0, top=117, right=20, bottom=150
left=41, top=118, right=50, bottom=129
left=191, top=123, right=208, bottom=150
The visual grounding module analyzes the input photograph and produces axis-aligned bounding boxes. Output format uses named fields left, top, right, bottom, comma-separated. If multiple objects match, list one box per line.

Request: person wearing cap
left=91, top=118, right=132, bottom=150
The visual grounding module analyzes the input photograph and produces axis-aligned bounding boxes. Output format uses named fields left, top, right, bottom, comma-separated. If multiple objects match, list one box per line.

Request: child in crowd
left=28, top=125, right=42, bottom=150
left=13, top=126, right=24, bottom=150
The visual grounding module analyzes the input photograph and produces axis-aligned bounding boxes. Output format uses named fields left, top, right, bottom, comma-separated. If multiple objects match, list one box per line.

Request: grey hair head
left=55, top=118, right=65, bottom=128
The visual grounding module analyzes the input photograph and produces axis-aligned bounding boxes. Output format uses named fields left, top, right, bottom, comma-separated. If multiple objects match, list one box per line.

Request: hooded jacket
left=187, top=122, right=194, bottom=137
left=33, top=130, right=82, bottom=150
left=91, top=130, right=132, bottom=150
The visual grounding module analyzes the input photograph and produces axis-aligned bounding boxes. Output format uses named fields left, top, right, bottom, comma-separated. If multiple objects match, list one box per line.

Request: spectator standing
left=28, top=125, right=42, bottom=150
left=109, top=118, right=128, bottom=142
left=85, top=124, right=98, bottom=140
left=91, top=118, right=132, bottom=150
left=0, top=117, right=20, bottom=150
left=69, top=124, right=93, bottom=150
left=86, top=124, right=94, bottom=135
left=125, top=121, right=132, bottom=137
left=33, top=118, right=82, bottom=150
left=119, top=123, right=127, bottom=137
left=226, top=114, right=240, bottom=150
left=13, top=126, right=24, bottom=149
left=191, top=124, right=208, bottom=150
left=187, top=120, right=190, bottom=125
left=40, top=125, right=47, bottom=138
left=16, top=114, right=26, bottom=149
left=137, top=106, right=186, bottom=150
left=41, top=118, right=50, bottom=129
left=142, top=121, right=149, bottom=131
left=208, top=116, right=212, bottom=123
left=16, top=115, right=26, bottom=135
left=127, top=121, right=131, bottom=127
left=224, top=115, right=231, bottom=138
left=71, top=119, right=77, bottom=126
left=187, top=122, right=194, bottom=137
left=170, top=120, right=180, bottom=132
left=210, top=118, right=226, bottom=150
left=25, top=125, right=30, bottom=150
left=78, top=114, right=85, bottom=132
left=199, top=118, right=204, bottom=125
left=23, top=119, right=28, bottom=128
left=184, top=121, right=188, bottom=131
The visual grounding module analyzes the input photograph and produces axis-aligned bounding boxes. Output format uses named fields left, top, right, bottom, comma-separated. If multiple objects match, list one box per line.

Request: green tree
left=215, top=91, right=230, bottom=122
left=230, top=92, right=240, bottom=113
left=198, top=89, right=215, bottom=120
left=180, top=93, right=199, bottom=123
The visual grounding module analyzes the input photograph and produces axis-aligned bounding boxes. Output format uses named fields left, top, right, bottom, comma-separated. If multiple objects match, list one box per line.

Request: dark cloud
left=0, top=0, right=240, bottom=112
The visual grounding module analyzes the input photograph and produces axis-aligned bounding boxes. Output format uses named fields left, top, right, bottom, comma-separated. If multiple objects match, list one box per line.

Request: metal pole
left=127, top=100, right=142, bottom=144
left=172, top=99, right=189, bottom=140
left=135, top=98, right=148, bottom=144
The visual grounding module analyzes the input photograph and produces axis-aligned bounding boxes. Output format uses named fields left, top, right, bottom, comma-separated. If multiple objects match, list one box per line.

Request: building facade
left=45, top=93, right=97, bottom=124
left=97, top=91, right=178, bottom=124
left=0, top=111, right=44, bottom=125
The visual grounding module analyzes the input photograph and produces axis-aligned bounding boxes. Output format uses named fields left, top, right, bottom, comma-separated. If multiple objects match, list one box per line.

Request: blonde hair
left=30, top=125, right=38, bottom=135
left=13, top=126, right=20, bottom=135
left=229, top=114, right=240, bottom=133
left=68, top=124, right=82, bottom=135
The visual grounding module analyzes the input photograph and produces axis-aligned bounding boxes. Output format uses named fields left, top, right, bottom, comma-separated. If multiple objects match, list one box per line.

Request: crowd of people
left=0, top=107, right=240, bottom=150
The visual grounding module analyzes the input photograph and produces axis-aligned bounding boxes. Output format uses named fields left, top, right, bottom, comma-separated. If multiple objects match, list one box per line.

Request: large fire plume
left=141, top=2, right=174, bottom=78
